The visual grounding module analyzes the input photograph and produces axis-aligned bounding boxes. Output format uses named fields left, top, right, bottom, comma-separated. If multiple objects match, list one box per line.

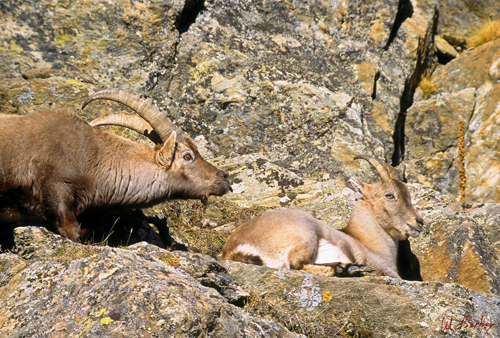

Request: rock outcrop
left=0, top=227, right=298, bottom=337
left=1, top=227, right=499, bottom=338
left=407, top=39, right=500, bottom=202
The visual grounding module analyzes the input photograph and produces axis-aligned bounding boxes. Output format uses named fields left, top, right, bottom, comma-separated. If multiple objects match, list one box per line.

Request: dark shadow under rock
left=1, top=209, right=185, bottom=252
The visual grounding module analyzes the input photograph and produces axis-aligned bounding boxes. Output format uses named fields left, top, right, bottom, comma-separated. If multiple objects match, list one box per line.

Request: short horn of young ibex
left=0, top=89, right=232, bottom=243
left=221, top=155, right=423, bottom=278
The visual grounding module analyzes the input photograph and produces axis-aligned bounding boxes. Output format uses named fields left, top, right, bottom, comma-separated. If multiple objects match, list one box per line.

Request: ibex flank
left=0, top=89, right=232, bottom=242
left=221, top=155, right=423, bottom=278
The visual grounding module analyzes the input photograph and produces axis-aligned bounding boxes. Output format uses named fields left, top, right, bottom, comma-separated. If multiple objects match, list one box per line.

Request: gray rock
left=435, top=35, right=458, bottom=59
left=220, top=259, right=500, bottom=338
left=0, top=227, right=299, bottom=338
left=407, top=39, right=500, bottom=202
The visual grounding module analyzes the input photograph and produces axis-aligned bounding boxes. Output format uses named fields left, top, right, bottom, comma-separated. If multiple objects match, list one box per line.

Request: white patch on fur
left=235, top=243, right=261, bottom=257
left=314, top=239, right=351, bottom=264
left=235, top=244, right=291, bottom=269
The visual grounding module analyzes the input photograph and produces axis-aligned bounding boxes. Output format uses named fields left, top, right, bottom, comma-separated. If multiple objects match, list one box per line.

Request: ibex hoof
left=334, top=263, right=376, bottom=277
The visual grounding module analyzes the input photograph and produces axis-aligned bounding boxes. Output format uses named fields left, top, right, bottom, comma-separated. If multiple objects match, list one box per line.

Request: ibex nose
left=217, top=171, right=229, bottom=180
left=416, top=217, right=424, bottom=230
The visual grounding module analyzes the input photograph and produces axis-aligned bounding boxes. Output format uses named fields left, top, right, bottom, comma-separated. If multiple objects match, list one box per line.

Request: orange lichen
left=457, top=243, right=491, bottom=294
left=420, top=241, right=454, bottom=282
left=323, top=291, right=333, bottom=302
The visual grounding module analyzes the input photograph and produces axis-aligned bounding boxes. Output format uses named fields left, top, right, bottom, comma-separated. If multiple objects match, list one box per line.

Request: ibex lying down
left=0, top=89, right=232, bottom=243
left=221, top=155, right=423, bottom=278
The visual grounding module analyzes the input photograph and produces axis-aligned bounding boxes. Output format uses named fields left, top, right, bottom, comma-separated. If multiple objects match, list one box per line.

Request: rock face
left=164, top=0, right=409, bottom=171
left=2, top=0, right=500, bottom=337
left=407, top=39, right=500, bottom=202
left=408, top=184, right=500, bottom=295
left=0, top=0, right=421, bottom=185
left=2, top=0, right=500, bottom=203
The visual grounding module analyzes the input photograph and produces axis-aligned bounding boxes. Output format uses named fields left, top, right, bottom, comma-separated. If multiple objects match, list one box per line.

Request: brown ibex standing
left=221, top=155, right=423, bottom=278
left=0, top=89, right=232, bottom=243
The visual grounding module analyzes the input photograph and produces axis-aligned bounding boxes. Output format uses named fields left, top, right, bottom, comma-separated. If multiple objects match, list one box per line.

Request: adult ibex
left=0, top=89, right=232, bottom=243
left=221, top=155, right=423, bottom=278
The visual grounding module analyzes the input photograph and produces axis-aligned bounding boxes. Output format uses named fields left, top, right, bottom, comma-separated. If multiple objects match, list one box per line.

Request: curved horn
left=354, top=155, right=392, bottom=182
left=82, top=89, right=181, bottom=143
left=90, top=112, right=163, bottom=144
left=381, top=161, right=400, bottom=180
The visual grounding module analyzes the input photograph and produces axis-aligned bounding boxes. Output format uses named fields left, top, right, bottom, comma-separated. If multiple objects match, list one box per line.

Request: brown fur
left=0, top=108, right=231, bottom=242
left=222, top=165, right=423, bottom=279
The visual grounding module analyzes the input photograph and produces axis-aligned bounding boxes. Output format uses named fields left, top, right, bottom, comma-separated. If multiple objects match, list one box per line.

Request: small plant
left=342, top=318, right=373, bottom=338
left=418, top=73, right=437, bottom=99
left=157, top=252, right=181, bottom=267
left=458, top=120, right=466, bottom=204
left=468, top=20, right=500, bottom=48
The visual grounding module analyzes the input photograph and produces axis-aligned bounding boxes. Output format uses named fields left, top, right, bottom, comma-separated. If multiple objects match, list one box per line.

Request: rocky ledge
left=1, top=226, right=499, bottom=338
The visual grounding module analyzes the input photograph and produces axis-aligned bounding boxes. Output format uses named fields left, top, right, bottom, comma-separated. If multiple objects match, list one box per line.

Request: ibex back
left=0, top=90, right=232, bottom=242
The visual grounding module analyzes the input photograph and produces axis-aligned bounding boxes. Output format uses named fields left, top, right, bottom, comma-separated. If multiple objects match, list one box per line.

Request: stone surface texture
left=1, top=226, right=499, bottom=338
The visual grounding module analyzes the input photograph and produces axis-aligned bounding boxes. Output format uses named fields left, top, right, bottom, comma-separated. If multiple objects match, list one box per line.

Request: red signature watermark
left=440, top=316, right=495, bottom=337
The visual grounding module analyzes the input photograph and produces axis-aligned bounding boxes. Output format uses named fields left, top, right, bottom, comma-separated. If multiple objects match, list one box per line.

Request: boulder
left=221, top=258, right=500, bottom=338
left=0, top=227, right=299, bottom=337
left=409, top=184, right=500, bottom=295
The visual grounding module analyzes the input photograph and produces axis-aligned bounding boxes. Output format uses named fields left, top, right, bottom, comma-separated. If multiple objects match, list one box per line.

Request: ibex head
left=82, top=89, right=232, bottom=205
left=349, top=155, right=424, bottom=241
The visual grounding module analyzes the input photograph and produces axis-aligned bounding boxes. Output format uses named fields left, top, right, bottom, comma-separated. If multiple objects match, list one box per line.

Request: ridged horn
left=381, top=161, right=400, bottom=180
left=354, top=155, right=392, bottom=182
left=82, top=89, right=181, bottom=143
left=90, top=112, right=163, bottom=144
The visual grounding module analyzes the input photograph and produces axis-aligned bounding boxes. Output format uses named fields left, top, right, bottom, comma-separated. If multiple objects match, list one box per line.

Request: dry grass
left=50, top=242, right=104, bottom=262
left=161, top=199, right=267, bottom=258
left=468, top=20, right=500, bottom=48
left=458, top=120, right=466, bottom=204
left=418, top=73, right=437, bottom=99
left=176, top=227, right=230, bottom=258
left=156, top=252, right=181, bottom=267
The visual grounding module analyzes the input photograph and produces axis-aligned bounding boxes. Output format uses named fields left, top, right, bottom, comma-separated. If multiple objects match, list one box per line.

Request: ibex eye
left=385, top=194, right=395, bottom=199
left=183, top=154, right=193, bottom=161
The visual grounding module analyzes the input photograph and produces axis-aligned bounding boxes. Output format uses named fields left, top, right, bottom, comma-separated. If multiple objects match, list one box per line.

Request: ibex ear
left=156, top=131, right=177, bottom=168
left=347, top=177, right=366, bottom=196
